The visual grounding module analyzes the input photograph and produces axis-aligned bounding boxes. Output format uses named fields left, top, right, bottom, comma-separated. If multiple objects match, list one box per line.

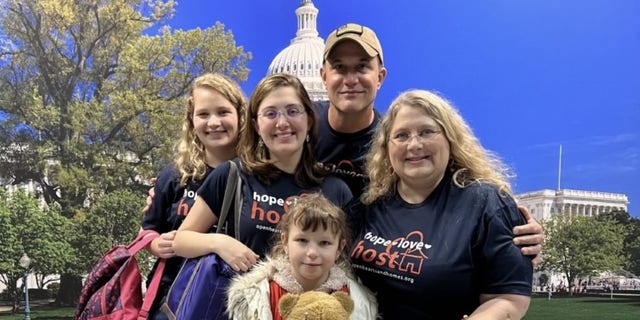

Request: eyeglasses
left=391, top=129, right=442, bottom=145
left=257, top=106, right=305, bottom=120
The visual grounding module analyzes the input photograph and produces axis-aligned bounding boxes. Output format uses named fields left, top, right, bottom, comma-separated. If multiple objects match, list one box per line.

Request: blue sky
left=165, top=0, right=639, bottom=216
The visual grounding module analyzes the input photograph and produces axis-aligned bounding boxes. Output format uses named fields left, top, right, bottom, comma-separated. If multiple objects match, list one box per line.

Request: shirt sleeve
left=197, top=161, right=232, bottom=220
left=477, top=191, right=533, bottom=296
left=141, top=166, right=180, bottom=233
left=334, top=177, right=354, bottom=208
left=342, top=198, right=366, bottom=243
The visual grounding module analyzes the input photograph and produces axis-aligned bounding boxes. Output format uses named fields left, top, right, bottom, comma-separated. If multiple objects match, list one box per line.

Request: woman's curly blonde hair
left=362, top=89, right=514, bottom=204
left=175, top=73, right=247, bottom=185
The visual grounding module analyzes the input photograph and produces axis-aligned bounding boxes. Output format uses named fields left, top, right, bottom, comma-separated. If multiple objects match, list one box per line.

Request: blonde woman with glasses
left=346, top=89, right=533, bottom=320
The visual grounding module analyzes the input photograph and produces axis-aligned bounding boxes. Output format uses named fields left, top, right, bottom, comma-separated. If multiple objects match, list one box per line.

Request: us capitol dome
left=267, top=0, right=327, bottom=101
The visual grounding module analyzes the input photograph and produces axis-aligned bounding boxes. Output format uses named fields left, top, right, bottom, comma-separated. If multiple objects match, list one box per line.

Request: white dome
left=267, top=0, right=327, bottom=101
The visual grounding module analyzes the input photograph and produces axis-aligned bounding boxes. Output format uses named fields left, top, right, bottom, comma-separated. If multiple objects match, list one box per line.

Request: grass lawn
left=525, top=294, right=640, bottom=320
left=1, top=294, right=639, bottom=319
left=0, top=305, right=73, bottom=320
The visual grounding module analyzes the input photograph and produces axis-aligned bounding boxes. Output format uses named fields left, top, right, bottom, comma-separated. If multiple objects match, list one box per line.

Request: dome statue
left=267, top=0, right=327, bottom=101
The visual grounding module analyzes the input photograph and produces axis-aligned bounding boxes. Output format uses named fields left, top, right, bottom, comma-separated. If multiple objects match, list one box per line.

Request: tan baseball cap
left=323, top=23, right=383, bottom=65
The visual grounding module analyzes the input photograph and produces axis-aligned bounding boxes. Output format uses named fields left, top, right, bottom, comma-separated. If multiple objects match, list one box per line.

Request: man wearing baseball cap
left=315, top=23, right=387, bottom=198
left=317, top=21, right=544, bottom=320
left=314, top=21, right=544, bottom=259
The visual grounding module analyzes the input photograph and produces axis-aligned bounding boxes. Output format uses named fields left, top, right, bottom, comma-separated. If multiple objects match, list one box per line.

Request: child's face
left=192, top=87, right=239, bottom=154
left=282, top=223, right=344, bottom=291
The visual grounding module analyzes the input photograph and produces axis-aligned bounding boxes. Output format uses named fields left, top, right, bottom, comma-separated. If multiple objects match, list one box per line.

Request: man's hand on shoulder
left=141, top=177, right=157, bottom=215
left=513, top=206, right=544, bottom=267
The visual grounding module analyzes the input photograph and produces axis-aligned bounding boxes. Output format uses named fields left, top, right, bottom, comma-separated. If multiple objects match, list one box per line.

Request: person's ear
left=377, top=66, right=387, bottom=90
left=320, top=65, right=327, bottom=86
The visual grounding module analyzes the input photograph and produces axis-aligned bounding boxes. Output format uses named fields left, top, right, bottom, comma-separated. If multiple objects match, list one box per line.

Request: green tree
left=597, top=209, right=640, bottom=276
left=627, top=231, right=640, bottom=276
left=76, top=189, right=147, bottom=273
left=0, top=189, right=71, bottom=312
left=538, top=273, right=549, bottom=288
left=541, top=213, right=626, bottom=295
left=627, top=215, right=640, bottom=276
left=0, top=0, right=250, bottom=305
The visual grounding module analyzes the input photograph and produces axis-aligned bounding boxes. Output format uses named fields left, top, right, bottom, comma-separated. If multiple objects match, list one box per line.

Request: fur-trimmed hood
left=226, top=257, right=379, bottom=320
left=227, top=257, right=277, bottom=296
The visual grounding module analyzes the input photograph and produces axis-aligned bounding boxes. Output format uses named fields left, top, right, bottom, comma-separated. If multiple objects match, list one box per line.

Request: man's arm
left=514, top=206, right=544, bottom=267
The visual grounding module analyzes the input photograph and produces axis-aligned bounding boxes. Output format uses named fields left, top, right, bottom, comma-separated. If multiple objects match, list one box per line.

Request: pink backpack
left=73, top=230, right=165, bottom=320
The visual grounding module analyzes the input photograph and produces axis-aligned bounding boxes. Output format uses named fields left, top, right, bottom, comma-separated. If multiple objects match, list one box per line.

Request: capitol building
left=267, top=0, right=327, bottom=101
left=516, top=188, right=629, bottom=221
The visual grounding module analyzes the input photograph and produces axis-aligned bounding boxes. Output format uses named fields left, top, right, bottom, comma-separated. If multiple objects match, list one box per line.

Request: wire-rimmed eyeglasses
left=257, top=106, right=305, bottom=120
left=390, top=129, right=442, bottom=145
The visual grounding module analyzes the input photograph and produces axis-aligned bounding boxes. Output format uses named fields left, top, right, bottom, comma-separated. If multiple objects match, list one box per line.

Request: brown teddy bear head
left=278, top=291, right=354, bottom=320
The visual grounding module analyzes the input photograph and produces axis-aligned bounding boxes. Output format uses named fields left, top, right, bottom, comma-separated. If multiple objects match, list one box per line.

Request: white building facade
left=515, top=188, right=629, bottom=221
left=517, top=188, right=631, bottom=292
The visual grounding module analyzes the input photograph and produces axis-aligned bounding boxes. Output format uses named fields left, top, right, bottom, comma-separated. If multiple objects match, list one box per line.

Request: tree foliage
left=0, top=0, right=251, bottom=305
left=76, top=189, right=147, bottom=273
left=541, top=213, right=627, bottom=294
left=597, top=209, right=640, bottom=276
left=0, top=189, right=71, bottom=310
left=626, top=214, right=640, bottom=276
left=0, top=0, right=250, bottom=217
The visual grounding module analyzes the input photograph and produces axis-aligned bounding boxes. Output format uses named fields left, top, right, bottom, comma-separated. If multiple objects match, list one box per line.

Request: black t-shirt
left=198, top=159, right=353, bottom=257
left=346, top=172, right=533, bottom=320
left=141, top=165, right=212, bottom=296
left=314, top=100, right=381, bottom=199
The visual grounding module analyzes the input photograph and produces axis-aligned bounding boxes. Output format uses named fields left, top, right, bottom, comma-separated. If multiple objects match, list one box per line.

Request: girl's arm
left=147, top=230, right=177, bottom=259
left=173, top=196, right=259, bottom=272
left=469, top=193, right=533, bottom=320
left=465, top=293, right=530, bottom=320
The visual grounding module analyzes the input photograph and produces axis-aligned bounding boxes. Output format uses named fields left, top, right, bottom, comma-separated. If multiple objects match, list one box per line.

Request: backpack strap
left=128, top=229, right=160, bottom=255
left=215, top=161, right=240, bottom=235
left=138, top=258, right=165, bottom=319
left=122, top=229, right=163, bottom=320
left=233, top=167, right=242, bottom=238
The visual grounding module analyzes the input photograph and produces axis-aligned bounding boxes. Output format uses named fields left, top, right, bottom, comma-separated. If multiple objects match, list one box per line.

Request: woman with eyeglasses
left=173, top=73, right=353, bottom=273
left=346, top=90, right=533, bottom=320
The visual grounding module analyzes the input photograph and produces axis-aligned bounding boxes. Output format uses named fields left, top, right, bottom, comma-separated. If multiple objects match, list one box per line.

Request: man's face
left=321, top=40, right=386, bottom=114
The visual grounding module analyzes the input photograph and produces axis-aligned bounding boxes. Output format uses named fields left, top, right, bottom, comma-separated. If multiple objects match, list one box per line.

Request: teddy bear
left=278, top=291, right=354, bottom=320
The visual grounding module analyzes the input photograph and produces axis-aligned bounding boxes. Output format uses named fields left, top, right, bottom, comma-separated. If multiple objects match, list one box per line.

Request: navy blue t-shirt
left=314, top=100, right=381, bottom=199
left=198, top=159, right=353, bottom=257
left=141, top=165, right=212, bottom=298
left=346, top=172, right=533, bottom=320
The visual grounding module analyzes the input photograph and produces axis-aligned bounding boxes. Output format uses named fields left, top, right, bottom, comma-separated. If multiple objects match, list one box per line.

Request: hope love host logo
left=351, top=230, right=432, bottom=275
left=250, top=192, right=307, bottom=224
left=176, top=189, right=198, bottom=217
left=318, top=160, right=367, bottom=179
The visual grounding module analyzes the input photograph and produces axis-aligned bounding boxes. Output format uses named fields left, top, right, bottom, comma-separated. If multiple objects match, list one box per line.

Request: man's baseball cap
left=323, top=23, right=383, bottom=65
